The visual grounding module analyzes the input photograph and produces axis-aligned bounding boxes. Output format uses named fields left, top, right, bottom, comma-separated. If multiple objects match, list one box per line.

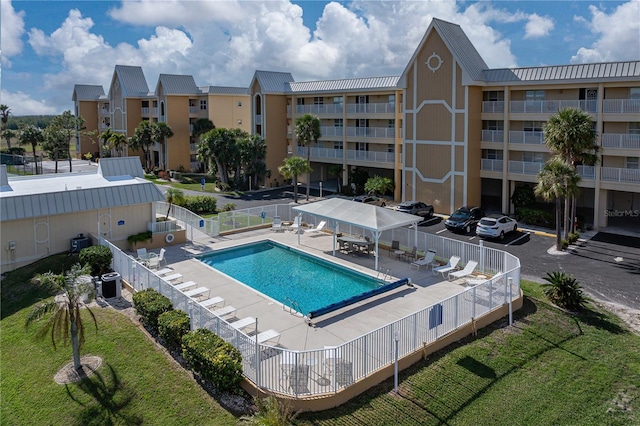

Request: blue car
left=444, top=206, right=485, bottom=234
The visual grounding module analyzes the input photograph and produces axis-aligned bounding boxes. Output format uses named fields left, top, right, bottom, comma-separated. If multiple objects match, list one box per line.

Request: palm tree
left=130, top=121, right=155, bottom=171
left=237, top=132, right=267, bottom=189
left=200, top=128, right=237, bottom=186
left=328, top=164, right=343, bottom=193
left=49, top=111, right=85, bottom=173
left=0, top=105, right=11, bottom=148
left=99, top=128, right=113, bottom=156
left=191, top=118, right=215, bottom=137
left=42, top=126, right=68, bottom=173
left=107, top=132, right=128, bottom=157
left=535, top=158, right=581, bottom=251
left=154, top=122, right=174, bottom=170
left=2, top=128, right=17, bottom=151
left=26, top=263, right=98, bottom=372
left=294, top=114, right=321, bottom=201
left=164, top=188, right=185, bottom=220
left=18, top=125, right=44, bottom=174
left=278, top=156, right=312, bottom=203
left=364, top=175, right=394, bottom=196
left=543, top=108, right=599, bottom=236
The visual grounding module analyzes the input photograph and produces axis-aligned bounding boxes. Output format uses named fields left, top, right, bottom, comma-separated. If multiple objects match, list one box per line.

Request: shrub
left=78, top=245, right=112, bottom=276
left=541, top=271, right=587, bottom=311
left=514, top=208, right=555, bottom=229
left=176, top=195, right=217, bottom=215
left=568, top=232, right=580, bottom=244
left=158, top=309, right=191, bottom=351
left=221, top=203, right=236, bottom=212
left=132, top=289, right=173, bottom=331
left=561, top=239, right=569, bottom=249
left=240, top=396, right=300, bottom=425
left=127, top=231, right=153, bottom=246
left=182, top=329, right=243, bottom=392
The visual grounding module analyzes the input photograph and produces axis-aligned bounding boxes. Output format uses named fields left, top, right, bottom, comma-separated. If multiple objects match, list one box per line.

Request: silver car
left=476, top=215, right=519, bottom=240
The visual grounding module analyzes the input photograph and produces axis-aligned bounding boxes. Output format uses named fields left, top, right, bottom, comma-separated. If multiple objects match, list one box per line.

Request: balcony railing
left=189, top=106, right=198, bottom=114
left=189, top=143, right=197, bottom=152
left=295, top=147, right=395, bottom=164
left=601, top=167, right=640, bottom=183
left=346, top=103, right=395, bottom=114
left=319, top=126, right=343, bottom=137
left=602, top=99, right=640, bottom=114
left=99, top=107, right=109, bottom=116
left=481, top=158, right=504, bottom=172
left=577, top=165, right=595, bottom=180
left=509, top=131, right=544, bottom=144
left=602, top=133, right=640, bottom=149
left=290, top=104, right=344, bottom=115
left=508, top=161, right=544, bottom=175
left=295, top=146, right=343, bottom=160
left=481, top=129, right=504, bottom=143
left=140, top=107, right=158, bottom=116
left=510, top=100, right=597, bottom=114
left=346, top=127, right=395, bottom=139
left=482, top=101, right=505, bottom=113
left=190, top=161, right=201, bottom=171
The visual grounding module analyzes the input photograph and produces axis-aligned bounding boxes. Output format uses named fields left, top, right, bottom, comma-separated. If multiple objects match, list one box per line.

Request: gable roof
left=483, top=61, right=640, bottom=84
left=111, top=65, right=150, bottom=98
left=200, top=86, right=249, bottom=95
left=156, top=74, right=199, bottom=95
left=250, top=70, right=295, bottom=94
left=288, top=76, right=400, bottom=94
left=72, top=84, right=105, bottom=101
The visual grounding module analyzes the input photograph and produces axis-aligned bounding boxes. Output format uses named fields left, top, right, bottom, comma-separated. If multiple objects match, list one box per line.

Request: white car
left=352, top=195, right=386, bottom=207
left=476, top=215, right=518, bottom=240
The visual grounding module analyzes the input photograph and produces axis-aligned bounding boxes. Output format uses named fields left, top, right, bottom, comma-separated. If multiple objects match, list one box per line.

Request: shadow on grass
left=574, top=304, right=628, bottom=335
left=456, top=356, right=496, bottom=379
left=65, top=363, right=142, bottom=426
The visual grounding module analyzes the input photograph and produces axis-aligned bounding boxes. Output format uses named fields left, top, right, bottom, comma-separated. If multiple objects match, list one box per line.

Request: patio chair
left=433, top=256, right=461, bottom=278
left=212, top=305, right=237, bottom=317
left=256, top=329, right=281, bottom=345
left=231, top=316, right=257, bottom=333
left=404, top=246, right=418, bottom=262
left=389, top=240, right=404, bottom=258
left=271, top=216, right=284, bottom=232
left=289, top=215, right=302, bottom=233
left=288, top=364, right=310, bottom=394
left=410, top=250, right=436, bottom=270
left=466, top=271, right=504, bottom=287
left=449, top=260, right=478, bottom=281
left=200, top=296, right=225, bottom=309
left=304, top=220, right=326, bottom=234
left=146, top=248, right=166, bottom=269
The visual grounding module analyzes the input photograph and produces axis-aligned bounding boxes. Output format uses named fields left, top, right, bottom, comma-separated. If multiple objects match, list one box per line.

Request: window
left=387, top=144, right=395, bottom=153
left=200, top=100, right=207, bottom=110
left=483, top=149, right=503, bottom=160
left=525, top=90, right=545, bottom=101
left=388, top=95, right=395, bottom=105
left=356, top=95, right=368, bottom=104
left=483, top=91, right=505, bottom=101
left=356, top=119, right=368, bottom=128
left=388, top=119, right=395, bottom=128
left=334, top=119, right=343, bottom=127
left=483, top=120, right=504, bottom=130
left=297, top=98, right=305, bottom=105
left=356, top=142, right=368, bottom=151
left=237, top=101, right=242, bottom=107
left=630, top=88, right=640, bottom=99
left=523, top=152, right=544, bottom=163
left=626, top=157, right=639, bottom=169
left=629, top=123, right=640, bottom=135
left=333, top=96, right=343, bottom=105
left=334, top=141, right=343, bottom=150
left=314, top=97, right=324, bottom=105
left=523, top=121, right=543, bottom=132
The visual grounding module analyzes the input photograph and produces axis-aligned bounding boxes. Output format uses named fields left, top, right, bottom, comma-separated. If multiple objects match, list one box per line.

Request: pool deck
left=154, top=228, right=474, bottom=351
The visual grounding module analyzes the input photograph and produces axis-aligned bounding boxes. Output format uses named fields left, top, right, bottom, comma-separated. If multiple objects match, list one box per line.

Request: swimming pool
left=197, top=241, right=384, bottom=314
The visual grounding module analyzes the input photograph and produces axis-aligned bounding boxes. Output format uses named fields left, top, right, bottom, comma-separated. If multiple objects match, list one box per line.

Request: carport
left=292, top=198, right=422, bottom=270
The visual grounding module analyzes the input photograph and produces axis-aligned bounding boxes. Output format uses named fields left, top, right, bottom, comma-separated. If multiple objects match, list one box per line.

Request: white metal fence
left=123, top=204, right=521, bottom=397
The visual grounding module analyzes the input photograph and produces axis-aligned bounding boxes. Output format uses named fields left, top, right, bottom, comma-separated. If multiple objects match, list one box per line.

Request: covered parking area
left=292, top=198, right=422, bottom=270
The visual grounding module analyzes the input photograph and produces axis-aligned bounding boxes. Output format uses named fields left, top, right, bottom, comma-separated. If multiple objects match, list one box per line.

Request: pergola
left=292, top=198, right=422, bottom=270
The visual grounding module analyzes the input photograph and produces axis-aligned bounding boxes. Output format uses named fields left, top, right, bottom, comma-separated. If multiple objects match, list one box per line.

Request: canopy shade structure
left=293, top=198, right=422, bottom=269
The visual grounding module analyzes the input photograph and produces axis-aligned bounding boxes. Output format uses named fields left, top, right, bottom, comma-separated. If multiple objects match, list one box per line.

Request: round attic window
left=426, top=52, right=443, bottom=73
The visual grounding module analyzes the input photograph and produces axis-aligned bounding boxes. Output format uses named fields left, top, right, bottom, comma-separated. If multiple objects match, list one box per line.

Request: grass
left=1, top=254, right=237, bottom=425
left=3, top=255, right=639, bottom=425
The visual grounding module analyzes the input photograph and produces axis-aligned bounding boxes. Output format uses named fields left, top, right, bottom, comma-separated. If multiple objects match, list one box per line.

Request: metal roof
left=432, top=18, right=488, bottom=82
left=98, top=156, right=145, bottom=179
left=200, top=86, right=249, bottom=95
left=483, top=61, right=640, bottom=83
left=114, top=65, right=150, bottom=97
left=0, top=158, right=164, bottom=221
left=251, top=70, right=295, bottom=94
left=156, top=74, right=199, bottom=95
left=288, top=76, right=400, bottom=93
left=72, top=85, right=105, bottom=101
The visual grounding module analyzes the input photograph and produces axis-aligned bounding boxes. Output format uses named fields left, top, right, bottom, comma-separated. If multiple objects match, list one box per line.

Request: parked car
left=352, top=195, right=386, bottom=207
left=444, top=206, right=485, bottom=234
left=396, top=201, right=434, bottom=218
left=476, top=215, right=519, bottom=240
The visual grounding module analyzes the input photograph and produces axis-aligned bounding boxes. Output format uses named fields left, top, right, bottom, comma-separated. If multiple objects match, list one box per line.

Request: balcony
left=99, top=107, right=110, bottom=116
left=510, top=100, right=597, bottom=114
left=602, top=99, right=640, bottom=114
left=345, top=127, right=395, bottom=139
left=601, top=167, right=640, bottom=184
left=289, top=104, right=344, bottom=115
left=482, top=101, right=505, bottom=113
left=602, top=133, right=640, bottom=150
left=481, top=130, right=504, bottom=143
left=577, top=165, right=595, bottom=180
left=141, top=107, right=158, bottom=116
left=295, top=147, right=395, bottom=164
left=508, top=161, right=544, bottom=175
left=189, top=106, right=198, bottom=114
left=295, top=146, right=343, bottom=161
left=481, top=158, right=504, bottom=172
left=319, top=126, right=344, bottom=137
left=189, top=143, right=197, bottom=152
left=509, top=131, right=544, bottom=145
left=346, top=103, right=395, bottom=114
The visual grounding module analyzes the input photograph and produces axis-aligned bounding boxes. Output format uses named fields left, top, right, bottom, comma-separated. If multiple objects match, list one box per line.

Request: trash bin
left=100, top=272, right=121, bottom=299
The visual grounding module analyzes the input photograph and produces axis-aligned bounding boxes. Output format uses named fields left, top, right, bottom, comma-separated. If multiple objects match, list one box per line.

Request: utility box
left=100, top=272, right=121, bottom=299
left=70, top=234, right=89, bottom=253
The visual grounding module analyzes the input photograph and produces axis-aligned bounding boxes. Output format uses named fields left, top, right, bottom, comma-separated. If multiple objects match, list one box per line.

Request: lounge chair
left=449, top=260, right=479, bottom=281
left=304, top=220, right=326, bottom=234
left=410, top=250, right=436, bottom=270
left=256, top=329, right=281, bottom=345
left=466, top=271, right=504, bottom=287
left=183, top=286, right=210, bottom=299
left=289, top=216, right=302, bottom=233
left=136, top=248, right=148, bottom=260
left=162, top=273, right=183, bottom=283
left=271, top=216, right=284, bottom=232
left=231, top=316, right=257, bottom=332
left=212, top=305, right=237, bottom=317
left=433, top=256, right=461, bottom=278
left=200, top=296, right=225, bottom=309
left=146, top=248, right=166, bottom=269
left=173, top=281, right=197, bottom=291
left=155, top=268, right=173, bottom=276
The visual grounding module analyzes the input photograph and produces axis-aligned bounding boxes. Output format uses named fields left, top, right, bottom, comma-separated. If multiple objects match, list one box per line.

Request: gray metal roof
left=288, top=76, right=400, bottom=93
left=433, top=18, right=488, bottom=82
left=114, top=65, right=150, bottom=97
left=251, top=70, right=295, bottom=94
left=0, top=157, right=164, bottom=221
left=72, top=85, right=105, bottom=101
left=98, top=157, right=145, bottom=179
left=200, top=86, right=249, bottom=95
left=483, top=61, right=640, bottom=83
left=156, top=74, right=199, bottom=95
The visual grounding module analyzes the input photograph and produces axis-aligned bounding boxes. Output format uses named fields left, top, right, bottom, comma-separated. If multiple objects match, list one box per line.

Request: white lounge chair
left=155, top=268, right=173, bottom=276
left=231, top=316, right=257, bottom=332
left=183, top=286, right=210, bottom=299
left=410, top=250, right=436, bottom=270
left=146, top=248, right=166, bottom=269
left=271, top=216, right=284, bottom=232
left=466, top=272, right=504, bottom=287
left=289, top=216, right=302, bottom=233
left=200, top=296, right=225, bottom=309
left=256, top=329, right=281, bottom=345
left=162, top=273, right=183, bottom=283
left=304, top=220, right=326, bottom=234
left=433, top=256, right=461, bottom=278
left=136, top=248, right=148, bottom=260
left=173, top=281, right=197, bottom=291
left=212, top=305, right=237, bottom=317
left=449, top=260, right=479, bottom=281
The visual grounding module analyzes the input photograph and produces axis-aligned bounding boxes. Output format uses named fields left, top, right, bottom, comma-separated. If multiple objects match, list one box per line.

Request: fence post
left=508, top=277, right=513, bottom=326
left=479, top=240, right=485, bottom=273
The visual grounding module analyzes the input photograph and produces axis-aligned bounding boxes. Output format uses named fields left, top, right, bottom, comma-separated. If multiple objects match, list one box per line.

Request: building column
left=501, top=86, right=510, bottom=214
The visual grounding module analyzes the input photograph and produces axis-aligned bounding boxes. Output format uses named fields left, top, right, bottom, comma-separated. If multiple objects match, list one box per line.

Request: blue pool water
left=197, top=241, right=382, bottom=314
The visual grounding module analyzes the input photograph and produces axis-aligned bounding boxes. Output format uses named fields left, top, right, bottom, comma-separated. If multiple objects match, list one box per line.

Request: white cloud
left=524, top=14, right=554, bottom=39
left=0, top=0, right=26, bottom=66
left=0, top=90, right=58, bottom=115
left=571, top=2, right=640, bottom=63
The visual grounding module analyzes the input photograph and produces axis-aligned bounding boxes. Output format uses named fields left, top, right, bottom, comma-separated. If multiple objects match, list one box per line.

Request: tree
left=18, top=125, right=44, bottom=174
left=49, top=111, right=86, bottom=173
left=107, top=132, right=128, bottom=157
left=278, top=156, right=311, bottom=203
left=0, top=104, right=11, bottom=148
left=26, top=263, right=98, bottom=372
left=237, top=132, right=267, bottom=190
left=191, top=118, right=215, bottom=137
left=99, top=128, right=113, bottom=156
left=365, top=175, right=394, bottom=196
left=535, top=158, right=581, bottom=251
left=154, top=122, right=174, bottom=170
left=328, top=164, right=343, bottom=193
left=2, top=128, right=17, bottom=150
left=164, top=188, right=185, bottom=220
left=541, top=271, right=587, bottom=311
left=294, top=114, right=321, bottom=201
left=129, top=121, right=155, bottom=171
left=543, top=108, right=599, bottom=236
left=42, top=126, right=68, bottom=173
left=199, top=128, right=238, bottom=186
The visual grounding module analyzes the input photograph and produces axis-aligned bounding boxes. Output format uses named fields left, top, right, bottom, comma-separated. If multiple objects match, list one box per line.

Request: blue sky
left=1, top=0, right=639, bottom=115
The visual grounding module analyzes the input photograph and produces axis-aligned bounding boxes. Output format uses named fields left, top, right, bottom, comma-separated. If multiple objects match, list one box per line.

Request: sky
left=1, top=0, right=639, bottom=116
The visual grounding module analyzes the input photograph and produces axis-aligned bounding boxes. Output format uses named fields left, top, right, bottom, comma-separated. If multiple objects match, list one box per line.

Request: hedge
left=158, top=309, right=191, bottom=351
left=132, top=289, right=173, bottom=331
left=78, top=245, right=113, bottom=276
left=176, top=195, right=217, bottom=215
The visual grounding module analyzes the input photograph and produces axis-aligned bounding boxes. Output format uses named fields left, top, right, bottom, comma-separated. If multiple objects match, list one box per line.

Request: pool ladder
left=377, top=267, right=392, bottom=281
left=283, top=297, right=302, bottom=315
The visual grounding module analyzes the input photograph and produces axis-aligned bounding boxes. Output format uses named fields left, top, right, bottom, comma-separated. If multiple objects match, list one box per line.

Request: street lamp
left=394, top=330, right=400, bottom=393
left=319, top=181, right=323, bottom=198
